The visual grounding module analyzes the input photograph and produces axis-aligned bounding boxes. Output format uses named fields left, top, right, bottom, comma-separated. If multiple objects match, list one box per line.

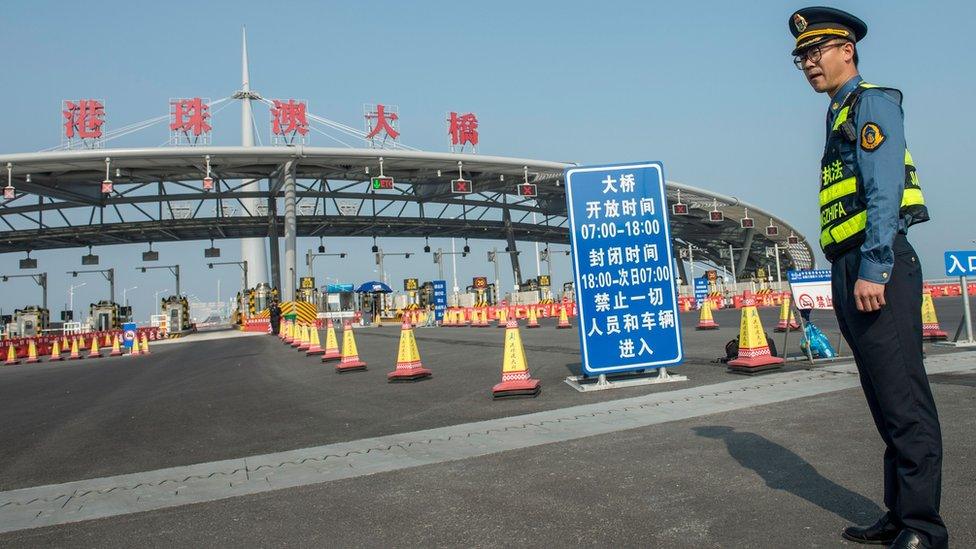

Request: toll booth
left=562, top=282, right=575, bottom=302
left=418, top=281, right=434, bottom=308
left=11, top=306, right=49, bottom=337
left=249, top=283, right=277, bottom=316
left=318, top=283, right=356, bottom=320
left=161, top=295, right=192, bottom=335
left=297, top=277, right=318, bottom=304
left=466, top=276, right=495, bottom=305
left=89, top=300, right=122, bottom=331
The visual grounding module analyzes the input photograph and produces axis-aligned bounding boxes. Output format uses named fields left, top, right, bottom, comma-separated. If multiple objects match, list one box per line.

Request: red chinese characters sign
left=365, top=104, right=399, bottom=144
left=448, top=112, right=478, bottom=151
left=63, top=100, right=105, bottom=145
left=170, top=98, right=212, bottom=140
left=271, top=99, right=308, bottom=144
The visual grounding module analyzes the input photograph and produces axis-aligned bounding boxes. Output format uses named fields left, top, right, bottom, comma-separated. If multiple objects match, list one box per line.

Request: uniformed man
left=789, top=7, right=947, bottom=548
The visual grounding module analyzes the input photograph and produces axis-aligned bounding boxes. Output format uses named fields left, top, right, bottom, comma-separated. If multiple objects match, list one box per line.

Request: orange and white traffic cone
left=103, top=332, right=111, bottom=347
left=25, top=339, right=41, bottom=364
left=387, top=320, right=432, bottom=382
left=921, top=291, right=948, bottom=341
left=526, top=305, right=540, bottom=328
left=141, top=333, right=151, bottom=355
left=109, top=334, right=123, bottom=356
left=129, top=335, right=142, bottom=357
left=727, top=292, right=784, bottom=374
left=335, top=320, right=367, bottom=373
left=696, top=300, right=719, bottom=330
left=61, top=335, right=70, bottom=351
left=320, top=319, right=342, bottom=362
left=68, top=337, right=83, bottom=360
left=306, top=324, right=324, bottom=356
left=774, top=296, right=800, bottom=332
left=492, top=319, right=541, bottom=398
left=496, top=306, right=508, bottom=328
left=556, top=304, right=572, bottom=329
left=49, top=339, right=64, bottom=361
left=283, top=321, right=294, bottom=344
left=88, top=336, right=102, bottom=359
left=478, top=308, right=490, bottom=327
left=5, top=344, right=20, bottom=366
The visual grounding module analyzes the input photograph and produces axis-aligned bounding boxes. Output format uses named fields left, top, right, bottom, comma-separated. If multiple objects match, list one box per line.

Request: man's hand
left=854, top=279, right=886, bottom=312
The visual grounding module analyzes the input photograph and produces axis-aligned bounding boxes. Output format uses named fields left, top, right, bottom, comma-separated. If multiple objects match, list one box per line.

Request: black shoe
left=888, top=530, right=927, bottom=549
left=841, top=514, right=900, bottom=544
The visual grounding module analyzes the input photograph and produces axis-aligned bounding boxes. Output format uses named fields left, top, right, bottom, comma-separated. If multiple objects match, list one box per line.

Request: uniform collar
left=829, top=75, right=862, bottom=114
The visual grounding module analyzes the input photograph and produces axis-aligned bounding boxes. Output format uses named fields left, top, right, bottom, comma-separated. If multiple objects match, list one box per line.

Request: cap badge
left=793, top=13, right=808, bottom=33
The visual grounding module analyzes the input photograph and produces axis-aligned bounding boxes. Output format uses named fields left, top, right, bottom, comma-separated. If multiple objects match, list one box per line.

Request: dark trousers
left=831, top=234, right=947, bottom=546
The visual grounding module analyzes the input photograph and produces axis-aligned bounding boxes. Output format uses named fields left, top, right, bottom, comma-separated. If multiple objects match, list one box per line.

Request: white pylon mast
left=237, top=27, right=270, bottom=288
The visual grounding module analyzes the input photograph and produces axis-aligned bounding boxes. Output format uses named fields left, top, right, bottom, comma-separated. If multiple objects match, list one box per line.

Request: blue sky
left=1, top=1, right=973, bottom=319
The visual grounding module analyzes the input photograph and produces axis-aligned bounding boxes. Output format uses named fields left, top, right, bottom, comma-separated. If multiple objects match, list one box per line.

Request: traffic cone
left=922, top=291, right=948, bottom=341
left=335, top=320, right=367, bottom=372
left=526, top=305, right=540, bottom=328
left=297, top=324, right=311, bottom=351
left=492, top=319, right=541, bottom=398
left=141, top=333, right=151, bottom=355
left=291, top=324, right=305, bottom=348
left=49, top=339, right=64, bottom=361
left=103, top=332, right=111, bottom=347
left=774, top=296, right=801, bottom=332
left=26, top=340, right=41, bottom=364
left=88, top=336, right=102, bottom=359
left=283, top=321, right=294, bottom=344
left=306, top=325, right=324, bottom=356
left=387, top=320, right=432, bottom=382
left=696, top=300, right=719, bottom=330
left=444, top=309, right=456, bottom=327
left=4, top=344, right=19, bottom=366
left=477, top=308, right=490, bottom=327
left=109, top=334, right=123, bottom=356
left=556, top=304, right=572, bottom=329
left=727, top=292, right=783, bottom=374
left=68, top=337, right=83, bottom=360
left=496, top=306, right=508, bottom=328
left=61, top=335, right=69, bottom=350
left=321, top=319, right=342, bottom=362
left=129, top=335, right=142, bottom=357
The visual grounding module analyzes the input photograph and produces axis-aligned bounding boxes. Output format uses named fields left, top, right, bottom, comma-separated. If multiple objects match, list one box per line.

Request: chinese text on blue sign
left=432, top=280, right=447, bottom=321
left=565, top=162, right=683, bottom=375
left=694, top=278, right=709, bottom=308
left=944, top=251, right=976, bottom=277
left=787, top=269, right=833, bottom=310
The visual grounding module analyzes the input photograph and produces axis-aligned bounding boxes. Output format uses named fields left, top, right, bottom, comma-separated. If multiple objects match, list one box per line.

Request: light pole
left=373, top=248, right=412, bottom=310
left=136, top=265, right=181, bottom=297
left=305, top=250, right=347, bottom=277
left=207, top=261, right=249, bottom=296
left=66, top=268, right=115, bottom=303
left=122, top=286, right=138, bottom=306
left=68, top=282, right=87, bottom=313
left=1, top=272, right=48, bottom=310
left=153, top=289, right=170, bottom=315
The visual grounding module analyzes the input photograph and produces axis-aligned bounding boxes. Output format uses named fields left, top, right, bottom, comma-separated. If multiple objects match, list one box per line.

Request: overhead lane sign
left=564, top=162, right=683, bottom=376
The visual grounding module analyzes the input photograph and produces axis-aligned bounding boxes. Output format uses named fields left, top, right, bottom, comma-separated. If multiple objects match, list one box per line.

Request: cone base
left=387, top=367, right=432, bottom=382
left=321, top=350, right=342, bottom=362
left=526, top=324, right=540, bottom=329
left=87, top=354, right=103, bottom=359
left=923, top=331, right=948, bottom=341
left=727, top=361, right=784, bottom=375
left=4, top=360, right=20, bottom=366
left=26, top=358, right=41, bottom=364
left=491, top=378, right=541, bottom=399
left=305, top=347, right=325, bottom=356
left=297, top=345, right=310, bottom=351
left=556, top=324, right=572, bottom=329
left=336, top=360, right=367, bottom=373
left=110, top=351, right=123, bottom=356
left=49, top=356, right=65, bottom=362
left=68, top=356, right=83, bottom=360
left=696, top=324, right=719, bottom=330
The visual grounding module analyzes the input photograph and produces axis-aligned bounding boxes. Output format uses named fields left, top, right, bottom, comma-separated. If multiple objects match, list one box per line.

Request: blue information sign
left=432, top=280, right=447, bottom=321
left=122, top=322, right=137, bottom=349
left=565, top=162, right=683, bottom=375
left=694, top=278, right=709, bottom=308
left=944, top=250, right=976, bottom=277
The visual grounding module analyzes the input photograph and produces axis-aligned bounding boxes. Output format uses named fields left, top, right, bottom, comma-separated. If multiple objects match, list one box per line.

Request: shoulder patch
left=860, top=122, right=886, bottom=151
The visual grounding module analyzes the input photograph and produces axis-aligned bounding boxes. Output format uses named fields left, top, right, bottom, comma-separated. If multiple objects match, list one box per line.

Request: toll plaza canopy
left=0, top=146, right=814, bottom=278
